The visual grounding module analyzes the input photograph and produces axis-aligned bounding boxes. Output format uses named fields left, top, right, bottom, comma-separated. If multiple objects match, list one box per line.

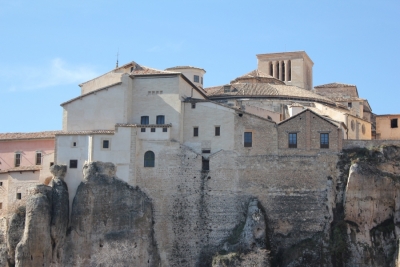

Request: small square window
left=141, top=128, right=146, bottom=132
left=244, top=132, right=252, bottom=147
left=0, top=182, right=3, bottom=186
left=36, top=152, right=42, bottom=165
left=215, top=126, right=220, bottom=136
left=50, top=162, right=54, bottom=167
left=191, top=103, right=196, bottom=109
left=194, top=75, right=200, bottom=83
left=289, top=133, right=297, bottom=148
left=151, top=128, right=156, bottom=132
left=391, top=118, right=398, bottom=128
left=193, top=127, right=199, bottom=137
left=72, top=142, right=77, bottom=147
left=16, top=193, right=22, bottom=200
left=102, top=140, right=109, bottom=149
left=69, top=160, right=78, bottom=169
left=163, top=128, right=167, bottom=132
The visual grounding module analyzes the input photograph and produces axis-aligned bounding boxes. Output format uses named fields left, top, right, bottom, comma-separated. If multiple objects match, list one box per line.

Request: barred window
left=289, top=133, right=297, bottom=148
left=320, top=133, right=329, bottom=149
left=36, top=152, right=42, bottom=165
left=15, top=153, right=21, bottom=167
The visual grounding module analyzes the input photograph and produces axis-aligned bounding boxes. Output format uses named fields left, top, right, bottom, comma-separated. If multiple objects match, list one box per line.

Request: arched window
left=144, top=151, right=155, bottom=167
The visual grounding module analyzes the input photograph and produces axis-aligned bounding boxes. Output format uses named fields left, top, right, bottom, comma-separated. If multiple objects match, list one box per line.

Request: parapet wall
left=343, top=139, right=400, bottom=149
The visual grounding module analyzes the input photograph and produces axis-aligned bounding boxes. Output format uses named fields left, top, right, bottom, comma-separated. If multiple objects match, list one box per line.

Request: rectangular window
left=201, top=77, right=203, bottom=85
left=102, top=140, right=109, bottom=149
left=194, top=75, right=199, bottom=83
left=151, top=128, right=156, bottom=132
left=202, top=157, right=209, bottom=171
left=15, top=153, right=21, bottom=167
left=289, top=133, right=297, bottom=148
left=162, top=128, right=167, bottom=132
left=156, top=115, right=165, bottom=124
left=348, top=102, right=352, bottom=108
left=215, top=126, right=220, bottom=136
left=320, top=133, right=329, bottom=148
left=0, top=203, right=2, bottom=209
left=36, top=152, right=42, bottom=165
left=141, top=128, right=146, bottom=132
left=244, top=132, right=252, bottom=147
left=191, top=103, right=196, bottom=109
left=193, top=127, right=199, bottom=137
left=141, top=116, right=149, bottom=125
left=0, top=182, right=3, bottom=186
left=72, top=142, right=77, bottom=147
left=50, top=162, right=54, bottom=167
left=69, top=160, right=78, bottom=169
left=16, top=193, right=21, bottom=200
left=391, top=118, right=398, bottom=128
left=202, top=150, right=211, bottom=154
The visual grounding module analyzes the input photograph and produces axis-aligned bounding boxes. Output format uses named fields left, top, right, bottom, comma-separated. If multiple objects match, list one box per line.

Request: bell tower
left=256, top=51, right=313, bottom=90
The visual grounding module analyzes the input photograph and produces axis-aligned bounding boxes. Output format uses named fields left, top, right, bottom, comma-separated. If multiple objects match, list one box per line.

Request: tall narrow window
left=215, top=126, right=220, bottom=136
left=15, top=153, right=21, bottom=167
left=391, top=118, right=398, bottom=128
left=201, top=77, right=203, bottom=85
left=141, top=116, right=149, bottom=125
left=156, top=115, right=165, bottom=124
left=202, top=157, right=209, bottom=171
left=16, top=193, right=21, bottom=200
left=348, top=102, right=352, bottom=108
left=320, top=133, right=329, bottom=148
left=244, top=132, right=252, bottom=147
left=36, top=152, right=42, bottom=165
left=282, top=61, right=286, bottom=81
left=276, top=62, right=279, bottom=79
left=144, top=151, right=155, bottom=167
left=269, top=62, right=273, bottom=76
left=287, top=60, right=291, bottom=81
left=194, top=75, right=200, bottom=83
left=0, top=203, right=2, bottom=209
left=289, top=133, right=297, bottom=148
left=193, top=127, right=199, bottom=137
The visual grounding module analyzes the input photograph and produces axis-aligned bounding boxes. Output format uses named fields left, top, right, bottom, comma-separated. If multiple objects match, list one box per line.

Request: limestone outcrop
left=212, top=199, right=270, bottom=267
left=63, top=161, right=160, bottom=266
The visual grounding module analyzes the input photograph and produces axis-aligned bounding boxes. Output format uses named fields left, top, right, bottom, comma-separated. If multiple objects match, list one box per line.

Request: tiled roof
left=165, top=66, right=206, bottom=72
left=314, top=82, right=356, bottom=88
left=56, top=130, right=115, bottom=135
left=205, top=83, right=335, bottom=104
left=0, top=165, right=42, bottom=174
left=0, top=131, right=60, bottom=141
left=130, top=64, right=179, bottom=75
left=230, top=70, right=285, bottom=85
left=236, top=69, right=274, bottom=79
left=325, top=96, right=365, bottom=102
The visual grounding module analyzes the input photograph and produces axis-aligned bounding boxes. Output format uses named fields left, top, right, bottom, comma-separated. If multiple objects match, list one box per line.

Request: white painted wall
left=183, top=102, right=235, bottom=153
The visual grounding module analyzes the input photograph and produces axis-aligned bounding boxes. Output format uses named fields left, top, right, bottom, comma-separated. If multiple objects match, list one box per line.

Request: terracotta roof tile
left=56, top=130, right=115, bottom=135
left=314, top=82, right=356, bottom=88
left=0, top=165, right=42, bottom=173
left=165, top=66, right=206, bottom=72
left=205, top=83, right=335, bottom=104
left=0, top=131, right=60, bottom=141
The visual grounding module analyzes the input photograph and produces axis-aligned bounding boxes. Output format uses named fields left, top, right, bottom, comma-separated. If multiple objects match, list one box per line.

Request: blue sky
left=1, top=0, right=399, bottom=132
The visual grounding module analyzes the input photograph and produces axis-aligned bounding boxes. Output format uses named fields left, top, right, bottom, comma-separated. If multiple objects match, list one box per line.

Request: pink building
left=0, top=131, right=59, bottom=213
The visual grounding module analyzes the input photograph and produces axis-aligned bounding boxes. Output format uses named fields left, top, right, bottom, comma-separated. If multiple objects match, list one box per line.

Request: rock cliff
left=1, top=145, right=400, bottom=266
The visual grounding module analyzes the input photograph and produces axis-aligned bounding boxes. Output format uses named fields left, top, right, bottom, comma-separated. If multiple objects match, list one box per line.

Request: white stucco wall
left=63, top=83, right=127, bottom=131
left=183, top=102, right=235, bottom=153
